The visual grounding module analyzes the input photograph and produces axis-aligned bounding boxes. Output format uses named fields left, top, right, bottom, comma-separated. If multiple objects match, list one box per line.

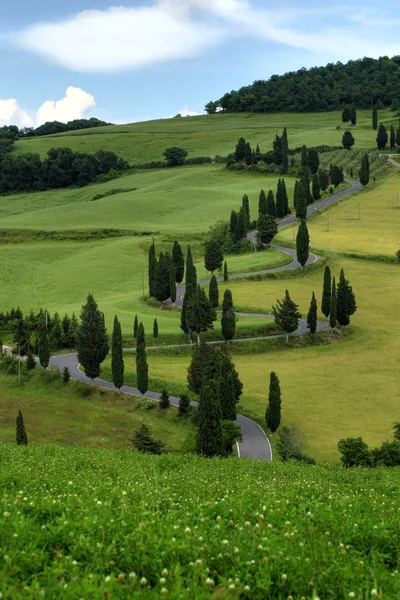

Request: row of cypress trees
left=148, top=240, right=184, bottom=302
left=321, top=266, right=357, bottom=328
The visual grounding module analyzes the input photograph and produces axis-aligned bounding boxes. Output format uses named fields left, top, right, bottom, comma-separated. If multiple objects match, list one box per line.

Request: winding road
left=51, top=178, right=362, bottom=462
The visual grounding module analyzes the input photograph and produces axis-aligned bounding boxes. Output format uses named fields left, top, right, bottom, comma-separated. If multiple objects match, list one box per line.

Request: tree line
left=231, top=128, right=289, bottom=173
left=205, top=56, right=400, bottom=113
left=338, top=425, right=400, bottom=468
left=1, top=118, right=111, bottom=139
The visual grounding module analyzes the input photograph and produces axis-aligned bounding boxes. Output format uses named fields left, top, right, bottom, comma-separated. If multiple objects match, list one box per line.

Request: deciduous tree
left=163, top=146, right=187, bottom=166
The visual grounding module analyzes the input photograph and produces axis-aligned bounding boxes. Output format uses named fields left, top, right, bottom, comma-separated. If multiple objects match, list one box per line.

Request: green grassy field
left=13, top=109, right=398, bottom=164
left=0, top=166, right=295, bottom=232
left=0, top=371, right=195, bottom=452
left=1, top=444, right=399, bottom=599
left=277, top=173, right=400, bottom=256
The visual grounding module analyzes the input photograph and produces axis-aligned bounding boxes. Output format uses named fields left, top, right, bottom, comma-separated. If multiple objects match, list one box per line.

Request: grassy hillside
left=0, top=372, right=195, bottom=452
left=13, top=109, right=398, bottom=164
left=1, top=444, right=399, bottom=599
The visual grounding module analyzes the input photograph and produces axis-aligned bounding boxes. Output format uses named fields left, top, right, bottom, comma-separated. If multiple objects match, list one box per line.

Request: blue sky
left=1, top=0, right=399, bottom=127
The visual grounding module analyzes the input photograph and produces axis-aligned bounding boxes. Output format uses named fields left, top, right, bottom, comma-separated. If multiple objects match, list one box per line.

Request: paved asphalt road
left=52, top=179, right=362, bottom=462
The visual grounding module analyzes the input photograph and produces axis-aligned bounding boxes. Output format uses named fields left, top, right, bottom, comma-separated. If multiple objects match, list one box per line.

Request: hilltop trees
left=342, top=130, right=355, bottom=150
left=266, top=372, right=282, bottom=433
left=296, top=220, right=309, bottom=268
left=376, top=123, right=388, bottom=150
left=221, top=289, right=236, bottom=341
left=307, top=292, right=318, bottom=334
left=77, top=294, right=109, bottom=383
left=273, top=290, right=301, bottom=342
left=336, top=269, right=357, bottom=327
left=136, top=322, right=148, bottom=394
left=111, top=315, right=124, bottom=391
left=321, top=266, right=332, bottom=317
left=360, top=153, right=370, bottom=186
left=172, top=241, right=185, bottom=283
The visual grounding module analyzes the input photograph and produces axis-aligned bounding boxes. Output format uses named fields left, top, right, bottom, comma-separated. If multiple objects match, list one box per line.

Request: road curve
left=52, top=178, right=362, bottom=462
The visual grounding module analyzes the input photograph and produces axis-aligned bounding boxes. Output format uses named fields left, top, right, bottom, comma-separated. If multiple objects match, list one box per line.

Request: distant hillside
left=207, top=56, right=400, bottom=114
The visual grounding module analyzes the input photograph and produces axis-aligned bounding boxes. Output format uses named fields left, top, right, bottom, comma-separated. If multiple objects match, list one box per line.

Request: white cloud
left=170, top=105, right=199, bottom=118
left=35, top=86, right=96, bottom=126
left=11, top=0, right=400, bottom=73
left=0, top=86, right=96, bottom=128
left=0, top=99, right=34, bottom=127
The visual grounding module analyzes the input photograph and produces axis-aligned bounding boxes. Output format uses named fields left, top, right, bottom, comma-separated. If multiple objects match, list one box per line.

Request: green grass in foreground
left=0, top=371, right=195, bottom=452
left=1, top=444, right=399, bottom=599
left=13, top=109, right=399, bottom=164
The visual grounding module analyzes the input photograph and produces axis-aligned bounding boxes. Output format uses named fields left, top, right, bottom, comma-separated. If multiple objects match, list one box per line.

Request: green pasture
left=125, top=256, right=400, bottom=463
left=0, top=166, right=295, bottom=232
left=0, top=373, right=194, bottom=452
left=13, top=109, right=397, bottom=164
left=277, top=172, right=400, bottom=256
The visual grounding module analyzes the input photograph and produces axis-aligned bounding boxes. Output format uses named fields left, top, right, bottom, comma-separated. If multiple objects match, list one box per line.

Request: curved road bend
left=52, top=178, right=362, bottom=462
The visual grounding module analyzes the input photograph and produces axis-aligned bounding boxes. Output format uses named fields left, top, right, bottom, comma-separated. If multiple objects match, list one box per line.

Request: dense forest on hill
left=206, top=56, right=400, bottom=114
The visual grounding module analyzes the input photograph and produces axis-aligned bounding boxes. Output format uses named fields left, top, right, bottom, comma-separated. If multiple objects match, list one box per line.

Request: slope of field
left=0, top=166, right=295, bottom=232
left=277, top=173, right=400, bottom=256
left=132, top=255, right=400, bottom=462
left=13, top=109, right=397, bottom=164
left=0, top=374, right=195, bottom=451
left=1, top=444, right=399, bottom=599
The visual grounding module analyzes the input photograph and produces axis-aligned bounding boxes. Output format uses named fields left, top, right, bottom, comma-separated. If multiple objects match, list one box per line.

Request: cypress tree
left=319, top=169, right=330, bottom=192
left=329, top=277, right=337, bottom=328
left=205, top=241, right=223, bottom=273
left=242, top=194, right=251, bottom=228
left=244, top=142, right=252, bottom=166
left=390, top=124, right=396, bottom=150
left=16, top=410, right=28, bottom=445
left=153, top=318, right=158, bottom=338
left=257, top=214, right=278, bottom=244
left=342, top=106, right=351, bottom=122
left=25, top=353, right=36, bottom=370
left=272, top=290, right=301, bottom=342
left=38, top=322, right=50, bottom=368
left=282, top=179, right=289, bottom=215
left=131, top=424, right=166, bottom=454
left=159, top=388, right=170, bottom=409
left=172, top=240, right=185, bottom=283
left=209, top=275, right=219, bottom=308
left=336, top=269, right=357, bottom=327
left=221, top=289, right=236, bottom=341
left=136, top=322, right=148, bottom=394
left=229, top=210, right=238, bottom=241
left=188, top=339, right=218, bottom=394
left=360, top=153, right=370, bottom=186
left=169, top=260, right=176, bottom=304
left=223, top=260, right=228, bottom=282
left=296, top=220, right=310, bottom=268
left=234, top=137, right=246, bottom=162
left=258, top=189, right=267, bottom=217
left=372, top=105, right=378, bottom=130
left=321, top=266, right=331, bottom=318
left=255, top=144, right=261, bottom=157
left=111, top=315, right=124, bottom=391
left=133, top=314, right=138, bottom=338
left=51, top=312, right=63, bottom=351
left=350, top=105, right=357, bottom=126
left=63, top=367, right=70, bottom=383
left=295, top=180, right=307, bottom=219
left=281, top=127, right=289, bottom=173
left=178, top=394, right=191, bottom=417
left=196, top=382, right=224, bottom=457
left=185, top=246, right=197, bottom=291
left=148, top=240, right=157, bottom=297
left=273, top=134, right=283, bottom=165
left=236, top=206, right=248, bottom=239
left=13, top=318, right=31, bottom=357
left=307, top=291, right=318, bottom=334
left=301, top=145, right=308, bottom=168
left=217, top=351, right=242, bottom=420
left=396, top=127, right=400, bottom=147
left=69, top=313, right=79, bottom=348
left=307, top=148, right=320, bottom=175
left=376, top=123, right=388, bottom=150
left=77, top=294, right=109, bottom=383
left=153, top=252, right=170, bottom=302
left=61, top=314, right=71, bottom=348
left=185, top=285, right=216, bottom=344
left=312, top=173, right=321, bottom=200
left=276, top=179, right=285, bottom=218
left=293, top=180, right=299, bottom=210
left=342, top=130, right=355, bottom=150
left=266, top=190, right=276, bottom=218
left=265, top=372, right=281, bottom=433
left=301, top=171, right=311, bottom=205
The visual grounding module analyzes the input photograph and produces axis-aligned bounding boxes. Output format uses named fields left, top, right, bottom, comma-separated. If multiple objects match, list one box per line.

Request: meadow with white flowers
left=1, top=443, right=399, bottom=599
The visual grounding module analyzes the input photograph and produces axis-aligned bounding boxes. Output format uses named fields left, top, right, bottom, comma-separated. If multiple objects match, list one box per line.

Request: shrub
left=277, top=425, right=315, bottom=463
left=337, top=437, right=372, bottom=467
left=0, top=354, right=19, bottom=374
left=39, top=365, right=61, bottom=383
left=131, top=424, right=166, bottom=454
left=75, top=382, right=92, bottom=397
left=136, top=397, right=157, bottom=410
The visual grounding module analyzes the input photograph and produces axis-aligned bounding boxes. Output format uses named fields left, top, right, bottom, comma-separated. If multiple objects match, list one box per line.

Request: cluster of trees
left=321, top=266, right=357, bottom=328
left=206, top=56, right=400, bottom=113
left=376, top=122, right=400, bottom=150
left=341, top=106, right=357, bottom=125
left=338, top=424, right=400, bottom=467
left=148, top=240, right=184, bottom=302
left=0, top=147, right=129, bottom=194
left=231, top=129, right=289, bottom=172
left=22, top=118, right=111, bottom=137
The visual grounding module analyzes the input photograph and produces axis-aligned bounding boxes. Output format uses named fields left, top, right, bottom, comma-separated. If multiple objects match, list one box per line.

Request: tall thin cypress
left=111, top=315, right=124, bottom=391
left=321, top=266, right=331, bottom=318
left=221, top=289, right=236, bottom=341
left=258, top=189, right=267, bottom=217
left=223, top=260, right=229, bottom=282
left=16, top=410, right=28, bottom=445
left=136, top=322, right=148, bottom=394
left=360, top=153, right=370, bottom=186
left=372, top=105, right=378, bottom=130
left=169, top=260, right=176, bottom=304
left=276, top=179, right=285, bottom=218
left=307, top=291, right=318, bottom=334
left=390, top=124, right=396, bottom=150
left=336, top=269, right=357, bottom=327
left=296, top=220, right=309, bottom=268
left=295, top=180, right=307, bottom=219
left=38, top=322, right=50, bottom=369
left=282, top=179, right=289, bottom=215
left=77, top=294, right=109, bottom=383
left=266, top=372, right=281, bottom=433
left=266, top=190, right=276, bottom=218
left=133, top=314, right=138, bottom=338
left=148, top=240, right=157, bottom=297
left=209, top=275, right=219, bottom=308
left=172, top=240, right=185, bottom=284
left=242, top=194, right=251, bottom=228
left=281, top=127, right=289, bottom=173
left=329, top=277, right=337, bottom=328
left=196, top=382, right=224, bottom=457
left=153, top=318, right=158, bottom=338
left=312, top=173, right=321, bottom=200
